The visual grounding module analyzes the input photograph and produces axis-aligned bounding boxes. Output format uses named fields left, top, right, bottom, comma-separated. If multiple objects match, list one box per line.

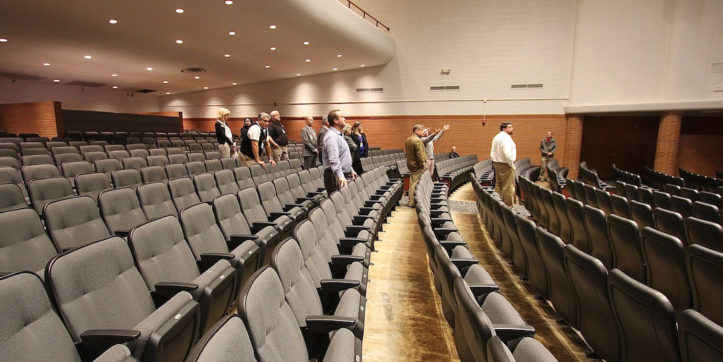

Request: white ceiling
left=0, top=0, right=394, bottom=95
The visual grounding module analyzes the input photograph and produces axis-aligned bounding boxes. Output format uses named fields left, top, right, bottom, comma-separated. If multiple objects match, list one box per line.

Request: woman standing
left=352, top=121, right=369, bottom=158
left=214, top=108, right=237, bottom=159
left=343, top=125, right=363, bottom=174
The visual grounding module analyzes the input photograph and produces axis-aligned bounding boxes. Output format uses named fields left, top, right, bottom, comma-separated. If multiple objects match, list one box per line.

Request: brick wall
left=677, top=114, right=723, bottom=177
left=653, top=112, right=682, bottom=175
left=0, top=101, right=62, bottom=138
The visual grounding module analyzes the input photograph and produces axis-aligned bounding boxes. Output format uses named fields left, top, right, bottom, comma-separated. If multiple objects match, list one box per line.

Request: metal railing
left=338, top=0, right=390, bottom=32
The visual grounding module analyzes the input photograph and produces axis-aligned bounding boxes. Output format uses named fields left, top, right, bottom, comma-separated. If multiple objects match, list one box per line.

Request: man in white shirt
left=490, top=122, right=517, bottom=206
left=240, top=112, right=276, bottom=168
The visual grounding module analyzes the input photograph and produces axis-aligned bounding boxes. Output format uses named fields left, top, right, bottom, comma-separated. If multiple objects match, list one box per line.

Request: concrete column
left=564, top=114, right=584, bottom=179
left=654, top=112, right=682, bottom=175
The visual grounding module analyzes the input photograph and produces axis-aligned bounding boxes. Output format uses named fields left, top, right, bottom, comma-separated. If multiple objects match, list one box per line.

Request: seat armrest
left=433, top=227, right=459, bottom=238
left=305, top=315, right=357, bottom=335
left=251, top=222, right=276, bottom=233
left=469, top=284, right=500, bottom=300
left=492, top=324, right=536, bottom=343
left=296, top=197, right=315, bottom=203
left=284, top=203, right=305, bottom=210
left=200, top=253, right=235, bottom=263
left=369, top=194, right=384, bottom=200
left=229, top=234, right=258, bottom=249
left=431, top=217, right=452, bottom=227
left=358, top=207, right=376, bottom=215
left=450, top=258, right=479, bottom=271
left=439, top=240, right=467, bottom=253
left=320, top=279, right=360, bottom=293
left=339, top=237, right=368, bottom=252
left=430, top=210, right=447, bottom=217
left=316, top=187, right=326, bottom=192
left=331, top=254, right=364, bottom=267
left=113, top=230, right=130, bottom=238
left=363, top=201, right=380, bottom=207
left=307, top=191, right=324, bottom=196
left=352, top=215, right=374, bottom=225
left=345, top=225, right=371, bottom=237
left=154, top=282, right=198, bottom=297
left=80, top=329, right=141, bottom=352
left=269, top=212, right=291, bottom=220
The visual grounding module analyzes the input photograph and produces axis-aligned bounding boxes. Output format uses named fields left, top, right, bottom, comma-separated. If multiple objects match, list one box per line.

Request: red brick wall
left=564, top=115, right=583, bottom=179
left=0, top=101, right=63, bottom=138
left=654, top=112, right=682, bottom=175
left=677, top=114, right=723, bottom=177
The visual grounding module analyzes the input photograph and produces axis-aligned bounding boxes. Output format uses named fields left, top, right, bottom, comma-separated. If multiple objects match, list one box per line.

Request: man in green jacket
left=539, top=131, right=557, bottom=181
left=405, top=124, right=428, bottom=207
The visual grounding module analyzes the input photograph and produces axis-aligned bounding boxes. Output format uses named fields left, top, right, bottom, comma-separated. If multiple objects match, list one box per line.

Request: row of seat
left=579, top=161, right=614, bottom=191
left=642, top=165, right=685, bottom=189
left=435, top=155, right=479, bottom=190
left=474, top=176, right=723, bottom=362
left=472, top=159, right=495, bottom=186
left=611, top=163, right=642, bottom=187
left=415, top=172, right=557, bottom=362
left=513, top=158, right=539, bottom=180
left=544, top=159, right=568, bottom=189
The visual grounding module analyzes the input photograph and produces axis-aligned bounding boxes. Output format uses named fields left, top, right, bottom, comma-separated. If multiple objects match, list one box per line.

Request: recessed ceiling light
left=228, top=31, right=236, bottom=36
left=303, top=41, right=310, bottom=45
left=175, top=8, right=184, bottom=13
left=111, top=73, right=118, bottom=77
left=232, top=82, right=237, bottom=85
left=43, top=63, right=51, bottom=66
left=176, top=39, right=183, bottom=44
left=53, top=79, right=60, bottom=83
left=225, top=0, right=233, bottom=4
left=333, top=68, right=338, bottom=71
left=360, top=64, right=365, bottom=67
left=265, top=65, right=271, bottom=69
left=203, top=86, right=209, bottom=90
left=108, top=19, right=118, bottom=24
left=84, top=55, right=92, bottom=59
left=296, top=74, right=301, bottom=77
left=162, top=80, right=169, bottom=84
left=146, top=67, right=153, bottom=71
left=112, top=86, right=118, bottom=89
left=166, top=92, right=171, bottom=95
left=305, top=59, right=311, bottom=62
left=224, top=54, right=231, bottom=57
left=337, top=54, right=342, bottom=58
left=270, top=47, right=276, bottom=51
left=0, top=38, right=7, bottom=43
left=194, top=76, right=200, bottom=79
left=269, top=25, right=277, bottom=29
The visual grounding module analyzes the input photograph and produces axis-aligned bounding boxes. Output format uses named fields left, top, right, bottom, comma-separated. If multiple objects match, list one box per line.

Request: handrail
left=338, top=0, right=390, bottom=32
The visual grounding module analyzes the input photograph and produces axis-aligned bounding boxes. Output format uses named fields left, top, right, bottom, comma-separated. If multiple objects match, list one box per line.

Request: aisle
left=362, top=206, right=460, bottom=362
left=449, top=183, right=593, bottom=361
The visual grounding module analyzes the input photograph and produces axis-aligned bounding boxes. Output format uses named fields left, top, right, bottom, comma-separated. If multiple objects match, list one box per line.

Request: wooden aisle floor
left=362, top=206, right=461, bottom=362
left=449, top=183, right=594, bottom=361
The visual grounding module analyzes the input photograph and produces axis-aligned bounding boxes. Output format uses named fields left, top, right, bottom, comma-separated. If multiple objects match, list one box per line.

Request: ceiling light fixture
left=303, top=41, right=310, bottom=45
left=111, top=73, right=118, bottom=77
left=166, top=92, right=171, bottom=95
left=146, top=67, right=153, bottom=71
left=265, top=65, right=271, bottom=69
left=194, top=76, right=200, bottom=79
left=175, top=8, right=184, bottom=13
left=305, top=59, right=311, bottom=62
left=0, top=38, right=7, bottom=43
left=225, top=0, right=233, bottom=4
left=162, top=80, right=169, bottom=84
left=296, top=74, right=301, bottom=77
left=224, top=54, right=231, bottom=57
left=43, top=63, right=51, bottom=66
left=108, top=19, right=118, bottom=24
left=360, top=64, right=365, bottom=67
left=53, top=79, right=60, bottom=83
left=269, top=25, right=277, bottom=29
left=112, top=86, right=118, bottom=89
left=270, top=47, right=276, bottom=51
left=232, top=82, right=237, bottom=85
left=333, top=68, right=338, bottom=71
left=337, top=54, right=342, bottom=57
left=203, top=86, right=209, bottom=90
left=176, top=39, right=183, bottom=44
left=228, top=31, right=236, bottom=36
left=84, top=55, right=92, bottom=59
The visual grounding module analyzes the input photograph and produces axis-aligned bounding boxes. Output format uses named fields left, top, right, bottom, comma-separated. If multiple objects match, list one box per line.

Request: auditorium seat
left=0, top=209, right=57, bottom=276
left=536, top=228, right=577, bottom=327
left=45, top=236, right=200, bottom=361
left=685, top=216, right=722, bottom=252
left=583, top=205, right=613, bottom=269
left=169, top=154, right=188, bottom=165
left=44, top=195, right=111, bottom=251
left=233, top=166, right=255, bottom=191
left=565, top=197, right=589, bottom=252
left=680, top=187, right=700, bottom=201
left=140, top=166, right=168, bottom=185
left=654, top=207, right=688, bottom=245
left=183, top=315, right=256, bottom=362
left=0, top=272, right=136, bottom=362
left=514, top=215, right=548, bottom=298
left=607, top=269, right=680, bottom=362
left=137, top=182, right=177, bottom=220
left=299, top=169, right=328, bottom=199
left=319, top=199, right=372, bottom=259
left=204, top=159, right=223, bottom=173
left=543, top=189, right=560, bottom=233
left=0, top=156, right=20, bottom=170
left=61, top=161, right=93, bottom=186
left=594, top=188, right=614, bottom=216
left=692, top=201, right=721, bottom=224
left=238, top=267, right=361, bottom=362
left=563, top=245, right=620, bottom=362
left=193, top=173, right=221, bottom=204
left=214, top=169, right=240, bottom=196
left=186, top=161, right=206, bottom=178
left=629, top=200, right=655, bottom=229
left=22, top=148, right=52, bottom=156
left=639, top=227, right=691, bottom=312
left=79, top=144, right=104, bottom=155
left=83, top=151, right=108, bottom=164
left=22, top=163, right=61, bottom=183
left=53, top=152, right=83, bottom=166
left=607, top=214, right=646, bottom=283
left=165, top=163, right=188, bottom=179
left=274, top=176, right=313, bottom=212
left=104, top=144, right=125, bottom=153
left=624, top=183, right=639, bottom=202
left=0, top=183, right=27, bottom=212
left=129, top=149, right=150, bottom=159
left=27, top=176, right=74, bottom=215
left=699, top=191, right=722, bottom=209
left=108, top=150, right=131, bottom=161
left=129, top=216, right=237, bottom=334
left=249, top=164, right=268, bottom=185
left=676, top=309, right=723, bottom=362
left=637, top=187, right=655, bottom=206
left=238, top=188, right=293, bottom=238
left=169, top=177, right=202, bottom=212
left=486, top=335, right=556, bottom=362
left=670, top=196, right=694, bottom=219
left=653, top=190, right=672, bottom=210
left=685, top=244, right=723, bottom=325
left=98, top=188, right=148, bottom=237
left=610, top=194, right=631, bottom=218
left=122, top=157, right=148, bottom=171
left=179, top=203, right=260, bottom=295
left=188, top=153, right=205, bottom=163
left=312, top=206, right=370, bottom=265
left=258, top=181, right=303, bottom=224
left=112, top=169, right=142, bottom=189
left=218, top=157, right=235, bottom=170
left=94, top=158, right=123, bottom=175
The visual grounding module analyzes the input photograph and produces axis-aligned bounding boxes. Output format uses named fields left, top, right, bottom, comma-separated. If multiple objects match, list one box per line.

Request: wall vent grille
left=511, top=83, right=544, bottom=89
left=356, top=87, right=383, bottom=92
left=430, top=85, right=460, bottom=91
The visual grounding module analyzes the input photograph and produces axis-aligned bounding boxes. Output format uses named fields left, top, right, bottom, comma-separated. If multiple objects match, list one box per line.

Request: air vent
left=356, top=87, right=383, bottom=93
left=430, top=85, right=460, bottom=91
left=0, top=72, right=43, bottom=81
left=135, top=89, right=156, bottom=94
left=181, top=67, right=207, bottom=73
left=68, top=81, right=105, bottom=88
left=511, top=83, right=544, bottom=89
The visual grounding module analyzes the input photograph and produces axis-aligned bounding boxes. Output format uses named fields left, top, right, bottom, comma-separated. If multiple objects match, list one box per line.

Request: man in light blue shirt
left=323, top=109, right=357, bottom=193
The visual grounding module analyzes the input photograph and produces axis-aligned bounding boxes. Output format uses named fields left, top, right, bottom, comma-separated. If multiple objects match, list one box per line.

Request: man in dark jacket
left=539, top=131, right=557, bottom=181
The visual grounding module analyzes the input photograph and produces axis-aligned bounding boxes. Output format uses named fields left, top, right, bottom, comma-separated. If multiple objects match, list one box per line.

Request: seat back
left=54, top=153, right=83, bottom=166
left=45, top=196, right=110, bottom=251
left=630, top=199, right=655, bottom=229
left=607, top=214, right=646, bottom=283
left=685, top=217, right=722, bottom=252
left=179, top=203, right=232, bottom=259
left=169, top=177, right=202, bottom=212
left=640, top=227, right=691, bottom=311
left=138, top=182, right=178, bottom=220
left=112, top=169, right=142, bottom=189
left=22, top=163, right=60, bottom=182
left=147, top=155, right=170, bottom=168
left=565, top=197, right=589, bottom=252
left=654, top=207, right=688, bottom=245
left=184, top=315, right=257, bottom=362
left=0, top=209, right=57, bottom=275
left=486, top=335, right=557, bottom=362
left=233, top=166, right=255, bottom=190
left=676, top=309, right=723, bottom=362
left=583, top=205, right=613, bottom=269
left=608, top=269, right=679, bottom=362
left=452, top=277, right=496, bottom=361
left=215, top=169, right=240, bottom=196
left=686, top=244, right=723, bottom=325
left=99, top=188, right=148, bottom=235
left=693, top=201, right=721, bottom=224
left=140, top=166, right=168, bottom=184
left=553, top=191, right=572, bottom=243
left=122, top=157, right=147, bottom=170
left=610, top=194, right=631, bottom=218
left=27, top=176, right=74, bottom=215
left=165, top=163, right=189, bottom=179
left=212, top=194, right=254, bottom=238
left=186, top=161, right=206, bottom=178
left=94, top=158, right=123, bottom=174
left=653, top=191, right=672, bottom=210
left=536, top=227, right=577, bottom=326
left=0, top=183, right=27, bottom=212
left=249, top=164, right=268, bottom=185
left=237, top=188, right=268, bottom=225
left=205, top=159, right=223, bottom=173
left=194, top=173, right=221, bottom=203
left=671, top=196, right=694, bottom=218
left=515, top=215, right=548, bottom=298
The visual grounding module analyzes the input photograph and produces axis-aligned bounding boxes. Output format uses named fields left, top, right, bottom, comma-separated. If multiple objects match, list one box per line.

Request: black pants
left=324, top=169, right=352, bottom=194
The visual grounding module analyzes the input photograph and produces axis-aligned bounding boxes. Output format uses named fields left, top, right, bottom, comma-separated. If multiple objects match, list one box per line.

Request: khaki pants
left=427, top=159, right=435, bottom=178
left=238, top=153, right=254, bottom=167
left=271, top=146, right=288, bottom=162
left=408, top=168, right=425, bottom=207
left=493, top=162, right=516, bottom=206
left=540, top=156, right=552, bottom=180
left=219, top=143, right=231, bottom=158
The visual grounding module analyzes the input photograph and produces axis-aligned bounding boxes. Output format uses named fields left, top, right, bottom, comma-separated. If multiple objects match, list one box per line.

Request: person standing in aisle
left=343, top=124, right=362, bottom=175
left=405, top=124, right=428, bottom=207
left=317, top=115, right=329, bottom=164
left=240, top=112, right=276, bottom=168
left=214, top=108, right=237, bottom=159
left=300, top=116, right=318, bottom=170
left=352, top=121, right=369, bottom=158
left=322, top=109, right=356, bottom=193
left=422, top=124, right=450, bottom=178
left=490, top=122, right=517, bottom=206
left=539, top=131, right=557, bottom=181
left=267, top=110, right=289, bottom=162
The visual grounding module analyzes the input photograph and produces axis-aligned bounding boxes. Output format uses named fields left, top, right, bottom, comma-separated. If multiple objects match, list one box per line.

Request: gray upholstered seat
left=193, top=173, right=220, bottom=203
left=186, top=161, right=206, bottom=178
left=310, top=207, right=369, bottom=264
left=258, top=181, right=303, bottom=223
left=238, top=188, right=292, bottom=238
left=610, top=193, right=631, bottom=218
left=249, top=164, right=268, bottom=185
left=233, top=166, right=255, bottom=190
left=45, top=236, right=200, bottom=361
left=61, top=161, right=93, bottom=186
left=28, top=176, right=75, bottom=215
left=165, top=163, right=189, bottom=179
left=608, top=269, right=679, bottom=362
left=112, top=169, right=142, bottom=190
left=685, top=216, right=722, bottom=252
left=137, top=182, right=177, bottom=220
left=486, top=335, right=556, bottom=362
left=640, top=227, right=691, bottom=311
left=0, top=272, right=137, bottom=362
left=212, top=194, right=277, bottom=268
left=0, top=209, right=57, bottom=276
left=129, top=216, right=237, bottom=334
left=204, top=159, right=222, bottom=173
left=287, top=172, right=322, bottom=204
left=54, top=152, right=83, bottom=166
left=140, top=166, right=168, bottom=185
left=515, top=215, right=548, bottom=298
left=83, top=151, right=108, bottom=164
left=45, top=195, right=110, bottom=251
left=583, top=205, right=614, bottom=269
left=274, top=177, right=313, bottom=211
left=214, top=169, right=240, bottom=196
left=75, top=173, right=112, bottom=202
left=168, top=154, right=188, bottom=165
left=536, top=228, right=578, bottom=327
left=239, top=267, right=361, bottom=362
left=94, top=158, right=123, bottom=174
left=220, top=157, right=236, bottom=170
left=108, top=150, right=130, bottom=161
left=607, top=214, right=646, bottom=283
left=630, top=200, right=655, bottom=229
left=677, top=309, right=723, bottom=362
left=99, top=188, right=148, bottom=237
left=0, top=183, right=27, bottom=212
left=22, top=163, right=60, bottom=183
left=22, top=154, right=54, bottom=166
left=180, top=203, right=260, bottom=295
left=129, top=149, right=149, bottom=159
left=686, top=244, right=723, bottom=325
left=146, top=155, right=169, bottom=167
left=184, top=315, right=256, bottom=362
left=169, top=177, right=202, bottom=212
